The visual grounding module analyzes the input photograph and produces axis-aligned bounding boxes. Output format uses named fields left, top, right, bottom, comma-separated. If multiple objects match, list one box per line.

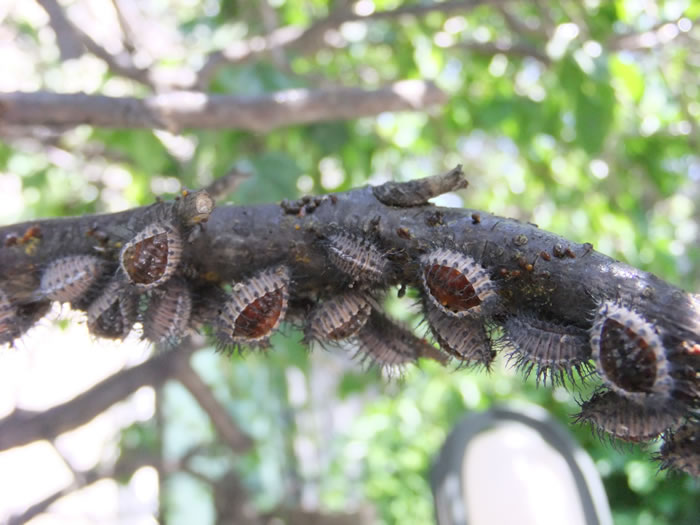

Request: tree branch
left=173, top=358, right=254, bottom=453
left=204, top=167, right=253, bottom=202
left=608, top=17, right=696, bottom=51
left=35, top=0, right=84, bottom=61
left=193, top=0, right=509, bottom=88
left=456, top=40, right=550, bottom=64
left=0, top=345, right=192, bottom=452
left=0, top=81, right=447, bottom=133
left=1, top=168, right=697, bottom=347
left=0, top=169, right=697, bottom=470
left=36, top=0, right=154, bottom=88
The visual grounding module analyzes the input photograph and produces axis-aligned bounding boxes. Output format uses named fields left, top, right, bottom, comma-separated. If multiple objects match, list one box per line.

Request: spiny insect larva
left=355, top=310, right=438, bottom=371
left=305, top=291, right=372, bottom=343
left=655, top=423, right=700, bottom=477
left=591, top=301, right=674, bottom=402
left=217, top=265, right=290, bottom=346
left=420, top=248, right=496, bottom=318
left=87, top=281, right=137, bottom=340
left=39, top=255, right=105, bottom=303
left=325, top=231, right=388, bottom=284
left=1, top=287, right=51, bottom=346
left=143, top=278, right=192, bottom=347
left=504, top=315, right=592, bottom=386
left=575, top=390, right=683, bottom=443
left=425, top=305, right=494, bottom=368
left=120, top=222, right=183, bottom=290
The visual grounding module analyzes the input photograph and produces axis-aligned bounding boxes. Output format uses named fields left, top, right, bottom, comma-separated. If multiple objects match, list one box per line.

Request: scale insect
left=420, top=248, right=496, bottom=318
left=120, top=222, right=183, bottom=290
left=590, top=301, right=674, bottom=402
left=217, top=265, right=290, bottom=347
left=39, top=255, right=105, bottom=303
left=505, top=315, right=592, bottom=386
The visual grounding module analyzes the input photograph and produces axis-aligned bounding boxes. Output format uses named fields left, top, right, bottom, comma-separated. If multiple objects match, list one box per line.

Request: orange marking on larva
left=120, top=222, right=182, bottom=289
left=217, top=266, right=290, bottom=345
left=420, top=248, right=495, bottom=318
left=21, top=225, right=42, bottom=243
left=590, top=301, right=673, bottom=402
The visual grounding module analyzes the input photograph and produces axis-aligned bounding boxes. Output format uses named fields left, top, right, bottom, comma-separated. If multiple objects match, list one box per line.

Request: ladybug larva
left=143, top=278, right=192, bottom=347
left=590, top=301, right=674, bottom=402
left=504, top=314, right=592, bottom=386
left=87, top=281, right=137, bottom=339
left=424, top=305, right=494, bottom=368
left=354, top=310, right=438, bottom=371
left=305, top=291, right=372, bottom=344
left=420, top=248, right=496, bottom=318
left=217, top=266, right=290, bottom=347
left=120, top=222, right=183, bottom=290
left=575, top=390, right=683, bottom=443
left=325, top=231, right=388, bottom=285
left=39, top=255, right=105, bottom=303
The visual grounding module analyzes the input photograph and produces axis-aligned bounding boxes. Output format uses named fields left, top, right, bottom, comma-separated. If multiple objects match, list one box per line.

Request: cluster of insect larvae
left=1, top=193, right=697, bottom=477
left=315, top=232, right=699, bottom=477
left=0, top=191, right=213, bottom=347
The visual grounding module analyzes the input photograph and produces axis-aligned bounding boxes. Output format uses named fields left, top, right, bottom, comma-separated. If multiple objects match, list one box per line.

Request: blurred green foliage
left=2, top=0, right=699, bottom=524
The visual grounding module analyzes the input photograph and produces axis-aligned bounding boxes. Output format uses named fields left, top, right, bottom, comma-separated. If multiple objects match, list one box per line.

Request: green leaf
left=610, top=56, right=645, bottom=102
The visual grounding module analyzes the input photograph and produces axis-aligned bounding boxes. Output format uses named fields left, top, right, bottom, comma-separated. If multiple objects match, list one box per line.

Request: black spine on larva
left=39, top=255, right=105, bottom=303
left=325, top=231, right=388, bottom=284
left=504, top=315, right=592, bottom=386
left=425, top=304, right=494, bottom=369
left=355, top=309, right=438, bottom=370
left=655, top=422, right=700, bottom=477
left=304, top=291, right=372, bottom=344
left=143, top=278, right=192, bottom=346
left=574, top=390, right=685, bottom=443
